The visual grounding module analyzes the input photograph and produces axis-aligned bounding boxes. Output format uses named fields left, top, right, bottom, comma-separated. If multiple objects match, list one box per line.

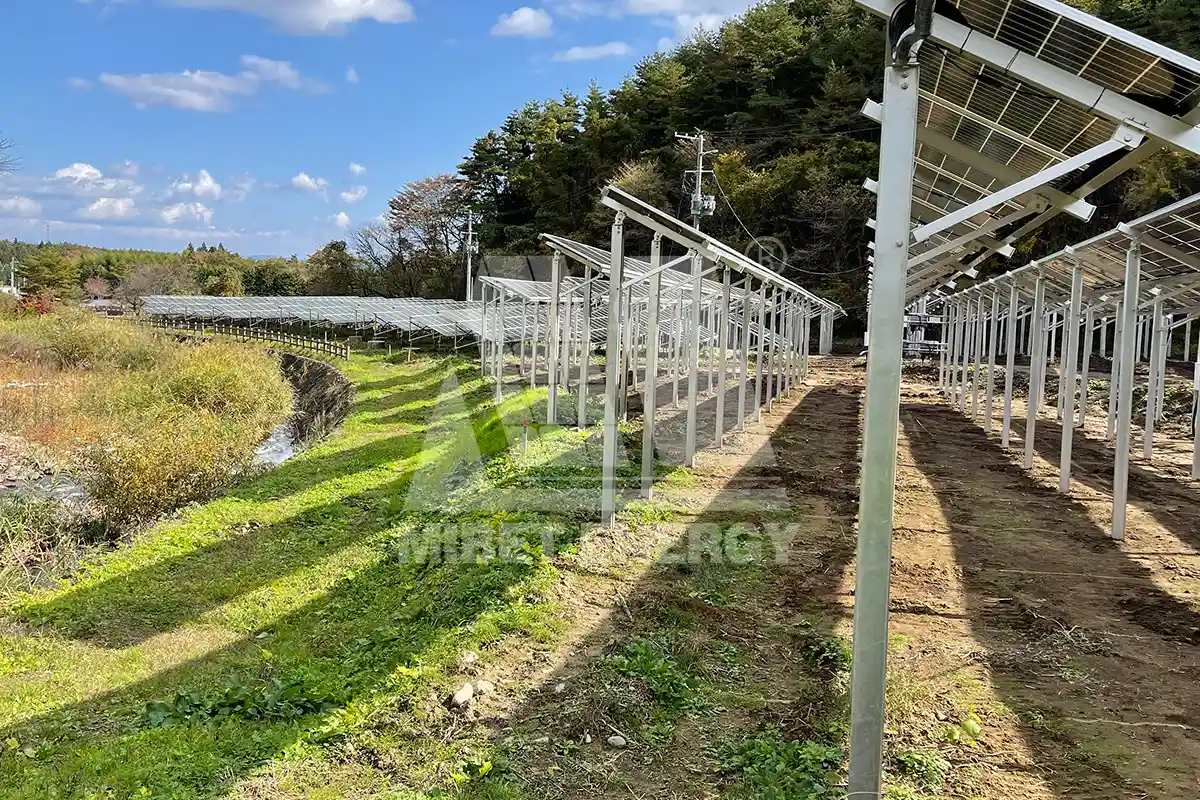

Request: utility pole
left=674, top=130, right=717, bottom=230
left=465, top=212, right=479, bottom=302
left=674, top=129, right=717, bottom=466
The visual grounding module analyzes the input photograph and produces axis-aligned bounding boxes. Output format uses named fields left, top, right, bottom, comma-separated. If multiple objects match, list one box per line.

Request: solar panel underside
left=892, top=0, right=1200, bottom=299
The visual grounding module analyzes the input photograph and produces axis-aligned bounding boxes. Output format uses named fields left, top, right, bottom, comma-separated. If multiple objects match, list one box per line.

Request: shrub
left=893, top=749, right=950, bottom=789
left=0, top=492, right=98, bottom=596
left=86, top=409, right=273, bottom=526
left=0, top=312, right=294, bottom=530
left=160, top=343, right=291, bottom=422
left=718, top=730, right=844, bottom=800
left=45, top=312, right=167, bottom=370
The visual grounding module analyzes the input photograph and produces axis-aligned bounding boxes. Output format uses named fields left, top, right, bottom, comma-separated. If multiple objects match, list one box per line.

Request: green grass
left=0, top=353, right=615, bottom=799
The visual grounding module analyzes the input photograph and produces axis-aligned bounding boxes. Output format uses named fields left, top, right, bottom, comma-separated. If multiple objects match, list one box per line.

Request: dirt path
left=886, top=362, right=1200, bottom=798
left=442, top=357, right=866, bottom=799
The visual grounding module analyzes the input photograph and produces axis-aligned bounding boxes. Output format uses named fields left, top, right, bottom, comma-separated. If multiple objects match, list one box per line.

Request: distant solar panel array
left=141, top=295, right=536, bottom=341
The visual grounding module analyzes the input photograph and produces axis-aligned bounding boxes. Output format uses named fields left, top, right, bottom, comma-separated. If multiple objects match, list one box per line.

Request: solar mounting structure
left=850, top=0, right=1200, bottom=796
left=474, top=211, right=844, bottom=528
left=939, top=191, right=1200, bottom=539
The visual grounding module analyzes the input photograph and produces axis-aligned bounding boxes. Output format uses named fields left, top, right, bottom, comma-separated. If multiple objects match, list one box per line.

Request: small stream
left=1, top=423, right=299, bottom=507
left=253, top=423, right=297, bottom=468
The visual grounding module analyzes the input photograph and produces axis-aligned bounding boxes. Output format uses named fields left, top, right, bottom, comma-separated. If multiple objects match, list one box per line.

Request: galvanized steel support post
left=641, top=235, right=662, bottom=499
left=716, top=269, right=732, bottom=443
left=1079, top=307, right=1094, bottom=426
left=577, top=264, right=592, bottom=429
left=1058, top=262, right=1084, bottom=492
left=1113, top=241, right=1142, bottom=541
left=547, top=252, right=562, bottom=423
left=685, top=253, right=703, bottom=466
left=600, top=214, right=626, bottom=526
left=985, top=291, right=999, bottom=431
left=737, top=282, right=752, bottom=430
left=847, top=54, right=919, bottom=800
left=1001, top=285, right=1019, bottom=447
left=1144, top=299, right=1165, bottom=460
left=1023, top=277, right=1047, bottom=470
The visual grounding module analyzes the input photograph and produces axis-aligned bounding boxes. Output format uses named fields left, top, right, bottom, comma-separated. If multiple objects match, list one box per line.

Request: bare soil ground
left=474, top=355, right=1200, bottom=799
left=887, top=360, right=1200, bottom=799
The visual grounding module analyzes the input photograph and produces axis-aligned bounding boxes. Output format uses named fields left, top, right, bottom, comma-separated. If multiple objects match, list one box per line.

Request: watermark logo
left=743, top=235, right=789, bottom=269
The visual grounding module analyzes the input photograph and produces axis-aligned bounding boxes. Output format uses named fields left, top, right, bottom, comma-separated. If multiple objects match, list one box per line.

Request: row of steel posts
left=938, top=245, right=1200, bottom=542
left=476, top=224, right=834, bottom=526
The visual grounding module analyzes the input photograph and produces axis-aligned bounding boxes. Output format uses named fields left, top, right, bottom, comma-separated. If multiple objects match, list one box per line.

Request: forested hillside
left=458, top=0, right=1200, bottom=327
left=0, top=239, right=310, bottom=304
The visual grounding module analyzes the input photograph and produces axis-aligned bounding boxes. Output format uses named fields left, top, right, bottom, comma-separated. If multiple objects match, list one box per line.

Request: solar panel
left=943, top=192, right=1200, bottom=315
left=857, top=0, right=1200, bottom=300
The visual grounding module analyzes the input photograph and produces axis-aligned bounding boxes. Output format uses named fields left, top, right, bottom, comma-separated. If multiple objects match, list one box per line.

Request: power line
left=710, top=168, right=867, bottom=277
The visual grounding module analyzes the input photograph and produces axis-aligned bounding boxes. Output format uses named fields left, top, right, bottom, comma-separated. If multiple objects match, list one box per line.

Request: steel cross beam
left=861, top=99, right=1095, bottom=220
left=908, top=207, right=1032, bottom=269
left=864, top=181, right=1018, bottom=257
left=912, top=128, right=1144, bottom=244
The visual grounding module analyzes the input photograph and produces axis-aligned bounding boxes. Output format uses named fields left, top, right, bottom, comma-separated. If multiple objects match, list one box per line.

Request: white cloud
left=545, top=0, right=610, bottom=18
left=346, top=65, right=360, bottom=85
left=556, top=0, right=746, bottom=40
left=292, top=172, right=329, bottom=194
left=78, top=197, right=138, bottom=220
left=332, top=211, right=350, bottom=228
left=56, top=163, right=104, bottom=182
left=160, top=202, right=214, bottom=226
left=112, top=160, right=140, bottom=178
left=339, top=186, right=368, bottom=204
left=23, top=163, right=145, bottom=200
left=172, top=169, right=223, bottom=200
left=164, top=0, right=415, bottom=34
left=98, top=54, right=323, bottom=112
left=492, top=7, right=553, bottom=36
left=657, top=36, right=674, bottom=51
left=672, top=11, right=726, bottom=37
left=228, top=175, right=256, bottom=202
left=0, top=196, right=42, bottom=218
left=68, top=77, right=94, bottom=90
left=239, top=54, right=304, bottom=88
left=349, top=161, right=367, bottom=175
left=553, top=41, right=632, bottom=61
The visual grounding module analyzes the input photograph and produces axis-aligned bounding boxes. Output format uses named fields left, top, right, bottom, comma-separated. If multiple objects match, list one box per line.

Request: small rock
left=475, top=679, right=496, bottom=696
left=606, top=735, right=627, bottom=748
left=583, top=733, right=592, bottom=744
left=935, top=711, right=948, bottom=722
left=532, top=736, right=551, bottom=744
left=553, top=682, right=566, bottom=694
left=447, top=683, right=474, bottom=709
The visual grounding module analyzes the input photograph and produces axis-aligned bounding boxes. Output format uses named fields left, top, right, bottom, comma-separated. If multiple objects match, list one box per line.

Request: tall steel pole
left=847, top=33, right=922, bottom=798
left=465, top=212, right=477, bottom=302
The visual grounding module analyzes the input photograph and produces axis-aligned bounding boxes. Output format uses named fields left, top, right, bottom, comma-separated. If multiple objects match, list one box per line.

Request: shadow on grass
left=0, top=359, right=865, bottom=798
left=20, top=362, right=504, bottom=647
left=0, top=363, right=600, bottom=796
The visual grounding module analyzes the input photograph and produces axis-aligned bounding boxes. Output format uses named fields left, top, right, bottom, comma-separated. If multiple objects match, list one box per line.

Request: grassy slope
left=0, top=351, right=869, bottom=800
left=0, top=353, right=589, bottom=799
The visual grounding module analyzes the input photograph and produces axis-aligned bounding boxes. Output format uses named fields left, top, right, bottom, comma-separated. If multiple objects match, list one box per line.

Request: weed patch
left=144, top=678, right=337, bottom=727
left=718, top=730, right=844, bottom=800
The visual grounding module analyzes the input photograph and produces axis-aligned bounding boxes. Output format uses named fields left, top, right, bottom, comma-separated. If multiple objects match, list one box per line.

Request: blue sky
left=0, top=0, right=749, bottom=258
